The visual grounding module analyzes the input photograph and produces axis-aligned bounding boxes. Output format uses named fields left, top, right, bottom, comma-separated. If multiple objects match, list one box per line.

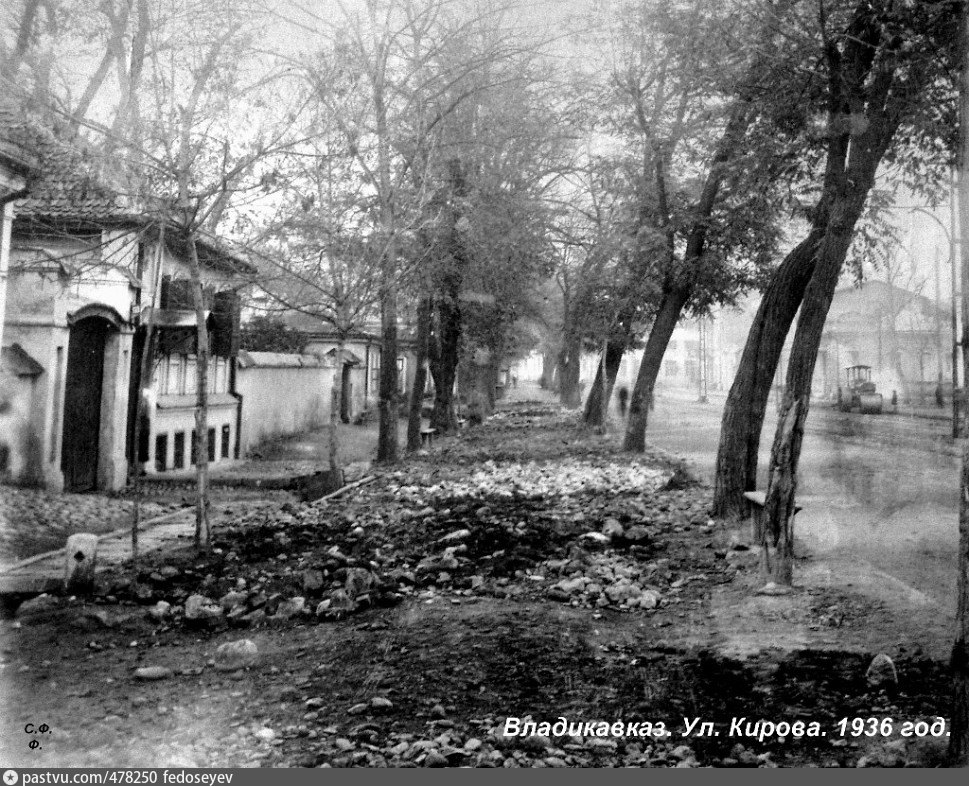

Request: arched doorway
left=61, top=315, right=112, bottom=491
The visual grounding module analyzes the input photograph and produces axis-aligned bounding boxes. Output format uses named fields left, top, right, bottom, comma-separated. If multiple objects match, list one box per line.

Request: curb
left=0, top=505, right=194, bottom=578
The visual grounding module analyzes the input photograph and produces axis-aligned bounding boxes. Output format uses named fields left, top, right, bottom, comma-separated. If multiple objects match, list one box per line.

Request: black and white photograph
left=1, top=0, right=968, bottom=770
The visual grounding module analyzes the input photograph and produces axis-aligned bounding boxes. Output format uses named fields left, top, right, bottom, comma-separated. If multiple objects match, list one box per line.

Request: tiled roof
left=11, top=129, right=152, bottom=225
left=0, top=105, right=255, bottom=275
left=236, top=350, right=331, bottom=369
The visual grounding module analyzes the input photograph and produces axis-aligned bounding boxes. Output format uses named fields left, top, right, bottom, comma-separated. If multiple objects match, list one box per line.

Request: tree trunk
left=540, top=350, right=557, bottom=390
left=459, top=351, right=491, bottom=423
left=623, top=287, right=690, bottom=451
left=1, top=0, right=40, bottom=83
left=329, top=340, right=342, bottom=472
left=558, top=331, right=582, bottom=409
left=486, top=350, right=503, bottom=411
left=583, top=338, right=626, bottom=426
left=953, top=308, right=969, bottom=763
left=763, top=187, right=876, bottom=584
left=712, top=231, right=822, bottom=519
left=329, top=386, right=339, bottom=472
left=407, top=296, right=431, bottom=452
left=376, top=271, right=399, bottom=463
left=949, top=1, right=969, bottom=763
left=760, top=0, right=910, bottom=580
left=760, top=398, right=801, bottom=583
left=430, top=295, right=460, bottom=433
left=186, top=231, right=210, bottom=550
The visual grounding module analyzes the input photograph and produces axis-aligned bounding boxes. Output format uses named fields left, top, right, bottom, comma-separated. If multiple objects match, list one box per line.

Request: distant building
left=266, top=311, right=418, bottom=423
left=816, top=280, right=948, bottom=402
left=577, top=305, right=750, bottom=400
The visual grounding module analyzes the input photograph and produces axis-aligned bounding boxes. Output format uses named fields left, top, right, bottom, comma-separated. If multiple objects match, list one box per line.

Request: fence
left=235, top=350, right=336, bottom=456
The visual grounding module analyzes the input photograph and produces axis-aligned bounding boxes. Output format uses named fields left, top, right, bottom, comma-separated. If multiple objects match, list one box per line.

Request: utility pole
left=953, top=171, right=961, bottom=439
left=697, top=317, right=708, bottom=404
left=936, top=246, right=944, bottom=399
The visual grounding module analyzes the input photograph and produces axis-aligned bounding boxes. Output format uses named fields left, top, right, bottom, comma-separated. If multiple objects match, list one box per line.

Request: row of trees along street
left=2, top=0, right=969, bottom=764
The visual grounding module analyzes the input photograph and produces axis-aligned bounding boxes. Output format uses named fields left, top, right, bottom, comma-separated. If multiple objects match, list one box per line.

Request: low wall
left=236, top=351, right=336, bottom=456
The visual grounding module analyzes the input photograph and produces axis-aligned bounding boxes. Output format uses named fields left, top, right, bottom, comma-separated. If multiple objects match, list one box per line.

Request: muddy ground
left=0, top=401, right=959, bottom=768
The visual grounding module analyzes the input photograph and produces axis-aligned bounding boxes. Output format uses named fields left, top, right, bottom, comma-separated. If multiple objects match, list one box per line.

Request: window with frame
left=165, top=355, right=184, bottom=395
left=155, top=434, right=168, bottom=472
left=184, top=356, right=197, bottom=395
left=173, top=432, right=185, bottom=469
left=370, top=350, right=381, bottom=390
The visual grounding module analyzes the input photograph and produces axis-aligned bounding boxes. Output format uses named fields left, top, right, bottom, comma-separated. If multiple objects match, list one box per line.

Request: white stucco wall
left=235, top=351, right=336, bottom=456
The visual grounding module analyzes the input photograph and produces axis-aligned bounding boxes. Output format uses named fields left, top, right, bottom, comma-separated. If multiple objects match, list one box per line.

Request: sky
left=17, top=0, right=957, bottom=306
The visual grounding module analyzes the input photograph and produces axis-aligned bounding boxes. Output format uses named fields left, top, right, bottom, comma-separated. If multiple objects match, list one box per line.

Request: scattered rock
left=602, top=518, right=624, bottom=538
left=16, top=594, right=61, bottom=622
left=663, top=466, right=694, bottom=490
left=345, top=568, right=377, bottom=602
left=580, top=532, right=610, bottom=545
left=865, top=653, right=898, bottom=689
left=318, top=589, right=355, bottom=619
left=636, top=589, right=662, bottom=609
left=439, top=529, right=471, bottom=543
left=518, top=735, right=551, bottom=753
left=369, top=697, right=394, bottom=711
left=134, top=666, right=173, bottom=681
left=302, top=569, right=325, bottom=593
left=756, top=582, right=793, bottom=596
left=274, top=597, right=306, bottom=619
left=147, top=600, right=172, bottom=622
left=213, top=639, right=259, bottom=671
left=219, top=591, right=247, bottom=611
left=605, top=581, right=640, bottom=604
left=624, top=525, right=650, bottom=543
left=184, top=594, right=223, bottom=627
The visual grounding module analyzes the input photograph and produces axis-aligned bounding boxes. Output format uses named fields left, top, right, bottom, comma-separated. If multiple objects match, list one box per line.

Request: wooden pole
left=952, top=171, right=961, bottom=438
left=129, top=223, right=164, bottom=569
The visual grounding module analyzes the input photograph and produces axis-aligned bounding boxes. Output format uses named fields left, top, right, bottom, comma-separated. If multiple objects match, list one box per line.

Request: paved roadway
left=646, top=388, right=959, bottom=619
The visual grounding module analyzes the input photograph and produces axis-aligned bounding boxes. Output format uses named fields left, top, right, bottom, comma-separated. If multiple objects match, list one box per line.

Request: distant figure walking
left=617, top=386, right=629, bottom=418
left=511, top=374, right=518, bottom=389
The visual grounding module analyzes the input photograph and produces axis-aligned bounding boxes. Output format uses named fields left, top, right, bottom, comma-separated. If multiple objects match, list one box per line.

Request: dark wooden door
left=341, top=365, right=352, bottom=423
left=62, top=317, right=109, bottom=491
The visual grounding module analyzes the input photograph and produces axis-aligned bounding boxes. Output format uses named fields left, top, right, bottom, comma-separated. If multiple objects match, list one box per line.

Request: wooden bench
left=743, top=490, right=802, bottom=543
left=420, top=427, right=437, bottom=447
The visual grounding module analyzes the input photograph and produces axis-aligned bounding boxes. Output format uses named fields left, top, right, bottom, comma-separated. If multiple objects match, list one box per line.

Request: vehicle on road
left=838, top=365, right=884, bottom=414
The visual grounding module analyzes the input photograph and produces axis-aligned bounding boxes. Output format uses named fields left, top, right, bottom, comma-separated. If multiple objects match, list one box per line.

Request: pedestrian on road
left=617, top=386, right=629, bottom=418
